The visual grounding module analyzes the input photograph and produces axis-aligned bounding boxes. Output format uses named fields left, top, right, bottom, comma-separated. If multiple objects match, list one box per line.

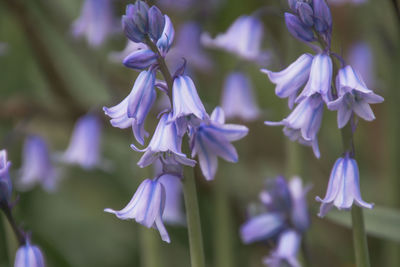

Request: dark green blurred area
left=0, top=0, right=399, bottom=266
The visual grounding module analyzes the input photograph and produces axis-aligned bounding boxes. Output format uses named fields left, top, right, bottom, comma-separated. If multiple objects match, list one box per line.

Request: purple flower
left=159, top=173, right=185, bottom=225
left=191, top=107, right=248, bottom=180
left=288, top=177, right=311, bottom=232
left=123, top=49, right=158, bottom=70
left=14, top=241, right=46, bottom=267
left=71, top=0, right=114, bottom=47
left=327, top=65, right=384, bottom=128
left=156, top=15, right=175, bottom=56
left=18, top=136, right=58, bottom=192
left=261, top=53, right=313, bottom=109
left=263, top=230, right=301, bottom=267
left=285, top=13, right=315, bottom=43
left=131, top=113, right=196, bottom=168
left=282, top=126, right=320, bottom=158
left=316, top=154, right=374, bottom=217
left=259, top=176, right=292, bottom=213
left=240, top=213, right=286, bottom=244
left=104, top=69, right=156, bottom=145
left=221, top=72, right=260, bottom=121
left=348, top=42, right=374, bottom=87
left=60, top=115, right=106, bottom=170
left=313, top=0, right=333, bottom=34
left=105, top=178, right=170, bottom=243
left=109, top=41, right=148, bottom=63
left=0, top=150, right=12, bottom=202
left=122, top=2, right=150, bottom=43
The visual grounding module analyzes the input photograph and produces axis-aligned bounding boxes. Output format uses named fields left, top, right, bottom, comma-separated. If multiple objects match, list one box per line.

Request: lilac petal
left=211, top=106, right=225, bottom=124
left=240, top=213, right=285, bottom=244
left=352, top=101, right=375, bottom=121
left=200, top=129, right=239, bottom=163
left=207, top=124, right=249, bottom=142
left=157, top=15, right=175, bottom=55
left=337, top=105, right=352, bottom=128
left=363, top=93, right=384, bottom=104
left=14, top=243, right=46, bottom=267
left=154, top=214, right=171, bottom=243
left=197, top=151, right=218, bottom=181
left=123, top=49, right=158, bottom=70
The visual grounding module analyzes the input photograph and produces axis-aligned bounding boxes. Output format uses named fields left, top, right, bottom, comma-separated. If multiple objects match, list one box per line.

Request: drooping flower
left=316, top=154, right=374, bottom=217
left=71, top=0, right=114, bottom=47
left=105, top=178, right=170, bottom=243
left=60, top=115, right=106, bottom=170
left=263, top=230, right=302, bottom=267
left=221, top=72, right=261, bottom=121
left=159, top=173, right=185, bottom=225
left=0, top=149, right=12, bottom=202
left=191, top=107, right=248, bottom=180
left=261, top=53, right=313, bottom=109
left=18, top=136, right=58, bottom=192
left=104, top=69, right=156, bottom=145
left=327, top=65, right=384, bottom=128
left=14, top=241, right=46, bottom=267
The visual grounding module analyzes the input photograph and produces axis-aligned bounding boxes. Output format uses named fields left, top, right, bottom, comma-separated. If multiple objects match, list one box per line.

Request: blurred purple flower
left=221, top=72, right=261, bottom=121
left=19, top=136, right=58, bottom=192
left=259, top=176, right=292, bottom=213
left=71, top=0, right=114, bottom=47
left=105, top=178, right=170, bottom=243
left=348, top=42, right=374, bottom=87
left=285, top=12, right=315, bottom=43
left=316, top=154, right=374, bottom=217
left=263, top=230, right=301, bottom=267
left=158, top=173, right=185, bottom=225
left=288, top=177, right=311, bottom=232
left=240, top=213, right=286, bottom=244
left=0, top=150, right=12, bottom=202
left=14, top=241, right=45, bottom=267
left=283, top=126, right=320, bottom=158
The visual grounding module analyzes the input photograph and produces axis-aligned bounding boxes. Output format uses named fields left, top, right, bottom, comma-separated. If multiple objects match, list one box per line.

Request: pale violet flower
left=263, top=230, right=302, bottom=267
left=156, top=15, right=175, bottom=56
left=159, top=173, right=185, bottom=225
left=14, top=241, right=45, bottom=267
left=240, top=213, right=286, bottom=244
left=221, top=72, right=261, bottom=121
left=316, top=154, right=374, bottom=217
left=327, top=65, right=384, bottom=128
left=348, top=42, right=374, bottom=87
left=105, top=178, right=170, bottom=243
left=261, top=53, right=313, bottom=109
left=289, top=177, right=311, bottom=232
left=283, top=126, right=320, bottom=158
left=191, top=107, right=248, bottom=180
left=0, top=149, right=12, bottom=202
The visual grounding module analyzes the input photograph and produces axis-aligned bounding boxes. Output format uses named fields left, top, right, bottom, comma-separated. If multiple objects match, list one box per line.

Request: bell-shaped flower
left=18, top=136, right=58, bottom=192
left=191, top=107, right=248, bottom=180
left=71, top=0, right=114, bottom=47
left=0, top=149, right=12, bottom=202
left=288, top=177, right=311, bottom=232
left=60, top=115, right=107, bottom=170
left=327, top=65, right=384, bottom=128
left=14, top=241, right=45, bottom=267
left=240, top=213, right=286, bottom=244
left=159, top=174, right=185, bottom=225
left=156, top=15, right=175, bottom=56
left=261, top=53, right=313, bottom=109
left=316, top=154, right=374, bottom=217
left=221, top=72, right=261, bottom=121
left=283, top=126, right=321, bottom=158
left=131, top=113, right=196, bottom=168
left=104, top=69, right=156, bottom=145
left=201, top=15, right=269, bottom=64
left=263, top=230, right=302, bottom=267
left=148, top=6, right=166, bottom=41
left=259, top=176, right=292, bottom=213
left=105, top=178, right=170, bottom=243
left=296, top=53, right=333, bottom=103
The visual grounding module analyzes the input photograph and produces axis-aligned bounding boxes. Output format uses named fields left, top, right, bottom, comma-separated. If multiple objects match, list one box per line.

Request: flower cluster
left=240, top=176, right=310, bottom=267
left=262, top=0, right=383, bottom=215
left=104, top=1, right=248, bottom=242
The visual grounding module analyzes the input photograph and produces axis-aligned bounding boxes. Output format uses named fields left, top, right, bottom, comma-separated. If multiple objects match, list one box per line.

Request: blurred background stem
left=140, top=229, right=161, bottom=267
left=0, top=215, right=10, bottom=266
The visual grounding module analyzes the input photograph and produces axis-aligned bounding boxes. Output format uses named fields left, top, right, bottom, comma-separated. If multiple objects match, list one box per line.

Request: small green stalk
left=140, top=229, right=162, bottom=267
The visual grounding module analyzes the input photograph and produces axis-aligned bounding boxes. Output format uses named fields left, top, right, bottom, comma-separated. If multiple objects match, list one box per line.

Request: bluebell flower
left=109, top=40, right=148, bottom=63
left=191, top=107, right=248, bottom=180
left=131, top=113, right=196, bottom=168
left=18, top=136, right=58, bottom=192
left=327, top=65, right=384, bottom=128
left=14, top=241, right=45, bottom=267
left=104, top=69, right=156, bottom=145
left=240, top=213, right=286, bottom=244
left=159, top=173, right=185, bottom=225
left=348, top=42, right=375, bottom=87
left=105, top=178, right=170, bottom=243
left=201, top=15, right=270, bottom=64
left=296, top=53, right=333, bottom=103
left=283, top=126, right=321, bottom=158
left=261, top=53, right=313, bottom=109
left=60, top=115, right=107, bottom=170
left=148, top=6, right=166, bottom=41
left=123, top=49, right=158, bottom=70
left=288, top=177, right=311, bottom=232
left=284, top=13, right=315, bottom=43
left=0, top=150, right=12, bottom=202
left=221, top=72, right=260, bottom=121
left=313, top=0, right=333, bottom=34
left=122, top=1, right=150, bottom=43
left=316, top=154, right=374, bottom=217
left=156, top=15, right=175, bottom=56
left=71, top=0, right=114, bottom=47
left=259, top=176, right=292, bottom=213
left=263, top=230, right=302, bottom=267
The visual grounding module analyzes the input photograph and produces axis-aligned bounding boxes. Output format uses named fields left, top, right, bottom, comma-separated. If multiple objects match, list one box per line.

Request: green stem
left=140, top=229, right=162, bottom=267
left=0, top=214, right=10, bottom=265
left=182, top=167, right=206, bottom=267
left=0, top=201, right=25, bottom=246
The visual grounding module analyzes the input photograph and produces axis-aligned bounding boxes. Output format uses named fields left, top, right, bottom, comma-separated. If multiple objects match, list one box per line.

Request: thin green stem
left=140, top=229, right=162, bottom=267
left=0, top=201, right=26, bottom=246
left=182, top=167, right=206, bottom=267
left=0, top=214, right=10, bottom=265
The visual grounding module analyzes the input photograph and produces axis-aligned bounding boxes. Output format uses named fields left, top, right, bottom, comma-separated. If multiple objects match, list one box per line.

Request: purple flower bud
left=14, top=241, right=46, bottom=267
left=0, top=150, right=12, bottom=202
left=316, top=154, right=374, bottom=217
left=240, top=213, right=286, bottom=244
left=259, top=176, right=292, bottom=213
left=156, top=15, right=175, bottom=56
left=263, top=230, right=301, bottom=267
left=109, top=41, right=148, bottom=63
left=288, top=0, right=298, bottom=11
left=261, top=53, right=313, bottom=109
left=105, top=178, right=170, bottom=243
left=313, top=0, right=332, bottom=33
left=122, top=2, right=150, bottom=43
left=123, top=49, right=158, bottom=70
left=148, top=6, right=166, bottom=41
left=19, top=136, right=58, bottom=192
left=284, top=13, right=315, bottom=43
left=296, top=2, right=314, bottom=27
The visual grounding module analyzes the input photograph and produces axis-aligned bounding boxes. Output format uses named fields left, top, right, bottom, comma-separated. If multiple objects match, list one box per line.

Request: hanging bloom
left=296, top=53, right=333, bottom=103
left=201, top=15, right=269, bottom=64
left=263, top=230, right=302, bottom=267
left=14, top=241, right=46, bottom=267
left=191, top=107, right=248, bottom=180
left=316, top=154, right=374, bottom=217
left=104, top=69, right=156, bottom=145
left=240, top=213, right=286, bottom=244
left=71, top=0, right=114, bottom=47
left=60, top=115, right=106, bottom=170
left=0, top=150, right=12, bottom=202
left=259, top=176, right=292, bottom=213
left=261, top=53, right=313, bottom=109
left=327, top=65, right=384, bottom=128
left=283, top=126, right=320, bottom=158
left=348, top=42, right=375, bottom=87
left=221, top=72, right=261, bottom=121
left=105, top=178, right=170, bottom=243
left=131, top=112, right=196, bottom=168
left=18, top=136, right=58, bottom=192
left=159, top=173, right=185, bottom=225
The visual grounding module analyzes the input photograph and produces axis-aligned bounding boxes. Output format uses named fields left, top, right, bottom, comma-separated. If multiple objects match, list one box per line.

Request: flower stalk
left=0, top=200, right=26, bottom=246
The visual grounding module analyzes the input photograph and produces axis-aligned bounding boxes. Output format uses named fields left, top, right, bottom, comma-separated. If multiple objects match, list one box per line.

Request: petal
left=197, top=149, right=218, bottom=181
left=352, top=101, right=375, bottom=121
left=211, top=106, right=225, bottom=124
left=240, top=213, right=285, bottom=244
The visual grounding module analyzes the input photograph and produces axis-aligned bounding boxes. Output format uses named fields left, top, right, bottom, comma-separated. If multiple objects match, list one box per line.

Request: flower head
left=263, top=230, right=302, bottom=267
left=0, top=149, right=12, bottom=202
left=14, top=241, right=46, bottom=267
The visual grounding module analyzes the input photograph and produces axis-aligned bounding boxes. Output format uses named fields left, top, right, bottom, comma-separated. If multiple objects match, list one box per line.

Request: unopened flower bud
left=122, top=1, right=150, bottom=43
left=313, top=0, right=332, bottom=33
left=296, top=2, right=314, bottom=27
left=123, top=49, right=158, bottom=70
left=284, top=13, right=315, bottom=43
left=148, top=6, right=165, bottom=41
